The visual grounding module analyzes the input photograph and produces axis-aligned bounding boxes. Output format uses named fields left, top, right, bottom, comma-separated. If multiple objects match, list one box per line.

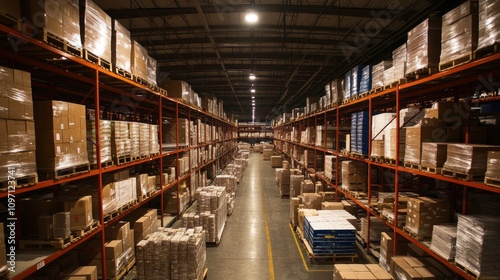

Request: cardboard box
left=53, top=211, right=71, bottom=239
left=105, top=240, right=123, bottom=260
left=63, top=196, right=93, bottom=230
left=65, top=266, right=98, bottom=280
left=37, top=215, right=54, bottom=240
left=321, top=202, right=344, bottom=210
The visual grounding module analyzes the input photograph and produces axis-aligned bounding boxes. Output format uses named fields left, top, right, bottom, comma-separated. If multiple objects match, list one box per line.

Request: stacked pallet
left=350, top=111, right=369, bottom=155
left=135, top=227, right=206, bottom=280
left=87, top=119, right=112, bottom=165
left=455, top=215, right=500, bottom=278
left=303, top=211, right=357, bottom=256
left=341, top=161, right=367, bottom=192
left=429, top=224, right=457, bottom=261
left=334, top=264, right=392, bottom=280
left=405, top=197, right=450, bottom=239
left=442, top=144, right=500, bottom=180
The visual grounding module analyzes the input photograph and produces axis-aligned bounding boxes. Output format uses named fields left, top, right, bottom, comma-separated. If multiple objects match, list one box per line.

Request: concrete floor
left=206, top=152, right=334, bottom=280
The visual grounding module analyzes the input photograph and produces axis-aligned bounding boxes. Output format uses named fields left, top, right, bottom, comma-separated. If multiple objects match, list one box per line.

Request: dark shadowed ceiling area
left=93, top=0, right=453, bottom=122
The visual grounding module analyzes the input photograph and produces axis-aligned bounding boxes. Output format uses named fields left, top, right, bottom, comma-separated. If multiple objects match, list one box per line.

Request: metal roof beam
left=106, top=4, right=404, bottom=19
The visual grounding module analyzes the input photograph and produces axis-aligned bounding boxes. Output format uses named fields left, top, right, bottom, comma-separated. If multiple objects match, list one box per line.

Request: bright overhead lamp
left=245, top=10, right=259, bottom=24
left=250, top=88, right=256, bottom=93
left=249, top=73, right=256, bottom=80
left=251, top=96, right=255, bottom=99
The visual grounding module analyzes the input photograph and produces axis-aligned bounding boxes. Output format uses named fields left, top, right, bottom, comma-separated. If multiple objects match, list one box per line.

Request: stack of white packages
left=135, top=227, right=206, bottom=280
left=324, top=155, right=336, bottom=181
left=129, top=122, right=140, bottom=159
left=430, top=224, right=457, bottom=261
left=181, top=186, right=227, bottom=243
left=455, top=215, right=500, bottom=278
left=149, top=124, right=160, bottom=155
left=139, top=123, right=151, bottom=157
left=360, top=217, right=390, bottom=243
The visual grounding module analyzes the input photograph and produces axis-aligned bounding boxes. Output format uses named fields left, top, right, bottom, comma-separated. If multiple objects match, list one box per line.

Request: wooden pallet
left=369, top=87, right=384, bottom=95
left=137, top=190, right=156, bottom=202
left=44, top=163, right=90, bottom=179
left=474, top=42, right=500, bottom=60
left=20, top=235, right=73, bottom=250
left=303, top=240, right=358, bottom=263
left=484, top=177, right=500, bottom=188
left=37, top=29, right=83, bottom=57
left=114, top=67, right=132, bottom=79
left=0, top=11, right=21, bottom=31
left=383, top=78, right=406, bottom=90
left=91, top=160, right=114, bottom=169
left=454, top=261, right=499, bottom=280
left=134, top=76, right=149, bottom=87
left=0, top=173, right=38, bottom=190
left=358, top=91, right=369, bottom=99
left=83, top=49, right=112, bottom=71
left=403, top=226, right=427, bottom=241
left=405, top=67, right=438, bottom=82
left=370, top=156, right=385, bottom=163
left=439, top=53, right=473, bottom=72
left=116, top=155, right=132, bottom=165
left=158, top=87, right=168, bottom=96
left=403, top=161, right=419, bottom=170
left=441, top=168, right=484, bottom=181
left=349, top=191, right=367, bottom=199
left=384, top=158, right=397, bottom=165
left=72, top=220, right=100, bottom=238
left=419, top=165, right=442, bottom=174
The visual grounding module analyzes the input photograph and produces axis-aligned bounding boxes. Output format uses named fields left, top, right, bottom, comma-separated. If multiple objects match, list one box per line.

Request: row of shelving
left=271, top=2, right=500, bottom=275
left=0, top=9, right=239, bottom=280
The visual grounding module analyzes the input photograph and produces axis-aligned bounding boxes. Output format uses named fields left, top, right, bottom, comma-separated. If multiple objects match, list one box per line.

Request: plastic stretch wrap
left=486, top=151, right=500, bottom=178
left=420, top=142, right=448, bottom=168
left=149, top=124, right=160, bottom=155
left=443, top=1, right=477, bottom=26
left=371, top=140, right=384, bottom=158
left=372, top=61, right=392, bottom=89
left=132, top=41, right=148, bottom=81
left=443, top=144, right=500, bottom=174
left=456, top=214, right=500, bottom=277
left=406, top=18, right=442, bottom=74
left=0, top=152, right=37, bottom=180
left=113, top=20, right=131, bottom=72
left=392, top=44, right=407, bottom=81
left=360, top=217, right=390, bottom=242
left=63, top=0, right=81, bottom=48
left=344, top=72, right=351, bottom=100
left=372, top=113, right=396, bottom=141
left=383, top=67, right=394, bottom=86
left=331, top=78, right=344, bottom=104
left=430, top=224, right=457, bottom=261
left=324, top=155, right=336, bottom=181
left=359, top=65, right=372, bottom=94
left=341, top=160, right=367, bottom=191
left=350, top=111, right=369, bottom=155
left=111, top=121, right=131, bottom=158
left=478, top=0, right=500, bottom=50
left=135, top=227, right=206, bottom=280
left=129, top=122, right=140, bottom=158
left=82, top=0, right=112, bottom=62
left=147, top=55, right=157, bottom=86
left=193, top=186, right=227, bottom=243
left=87, top=120, right=111, bottom=164
left=350, top=66, right=362, bottom=97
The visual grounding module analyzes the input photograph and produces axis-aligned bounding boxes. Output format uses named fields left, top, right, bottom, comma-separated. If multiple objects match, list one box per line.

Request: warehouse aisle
left=206, top=152, right=333, bottom=280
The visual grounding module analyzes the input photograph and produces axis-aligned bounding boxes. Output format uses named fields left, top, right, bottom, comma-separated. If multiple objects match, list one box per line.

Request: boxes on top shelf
left=331, top=78, right=344, bottom=104
left=81, top=0, right=112, bottom=61
left=478, top=0, right=500, bottom=50
left=406, top=18, right=442, bottom=74
left=112, top=19, right=132, bottom=74
left=391, top=43, right=407, bottom=82
left=359, top=64, right=372, bottom=94
left=146, top=55, right=157, bottom=86
left=440, top=1, right=478, bottom=66
left=160, top=79, right=191, bottom=101
left=131, top=40, right=148, bottom=82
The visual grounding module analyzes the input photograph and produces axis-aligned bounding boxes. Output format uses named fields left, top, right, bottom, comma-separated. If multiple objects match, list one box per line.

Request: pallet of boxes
left=0, top=66, right=38, bottom=189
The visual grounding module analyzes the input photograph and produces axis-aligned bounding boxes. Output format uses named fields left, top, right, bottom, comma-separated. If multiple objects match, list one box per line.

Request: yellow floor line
left=261, top=176, right=276, bottom=279
left=289, top=224, right=334, bottom=273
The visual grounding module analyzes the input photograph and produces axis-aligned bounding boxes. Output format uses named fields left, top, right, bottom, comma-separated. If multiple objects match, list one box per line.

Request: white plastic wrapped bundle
left=149, top=124, right=160, bottom=155
left=392, top=44, right=407, bottom=82
left=478, top=0, right=500, bottom=50
left=441, top=10, right=477, bottom=63
left=147, top=55, right=157, bottom=86
left=139, top=123, right=150, bottom=157
left=113, top=20, right=131, bottom=73
left=372, top=113, right=396, bottom=141
left=406, top=18, right=441, bottom=74
left=341, top=160, right=367, bottom=191
left=443, top=144, right=500, bottom=174
left=486, top=151, right=500, bottom=179
left=82, top=0, right=112, bottom=62
left=132, top=41, right=148, bottom=81
left=372, top=61, right=392, bottom=89
left=344, top=72, right=351, bottom=100
left=129, top=122, right=140, bottom=158
left=331, top=78, right=344, bottom=104
left=111, top=121, right=131, bottom=158
left=430, top=224, right=457, bottom=261
left=420, top=142, right=448, bottom=168
left=456, top=215, right=500, bottom=277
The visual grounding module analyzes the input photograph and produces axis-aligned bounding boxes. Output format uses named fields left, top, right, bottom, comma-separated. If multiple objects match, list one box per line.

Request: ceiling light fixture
left=250, top=88, right=256, bottom=93
left=249, top=73, right=256, bottom=80
left=251, top=96, right=255, bottom=99
left=245, top=10, right=259, bottom=24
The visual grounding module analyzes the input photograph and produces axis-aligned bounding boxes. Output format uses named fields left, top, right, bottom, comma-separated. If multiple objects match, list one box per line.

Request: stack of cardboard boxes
left=341, top=161, right=367, bottom=192
left=429, top=224, right=457, bottom=261
left=81, top=0, right=112, bottom=63
left=86, top=119, right=112, bottom=165
left=406, top=18, right=442, bottom=75
left=405, top=197, right=450, bottom=239
left=149, top=124, right=160, bottom=155
left=111, top=121, right=131, bottom=162
left=379, top=232, right=408, bottom=272
left=0, top=66, right=37, bottom=181
left=190, top=186, right=227, bottom=243
left=112, top=20, right=132, bottom=74
left=334, top=264, right=393, bottom=280
left=34, top=100, right=88, bottom=175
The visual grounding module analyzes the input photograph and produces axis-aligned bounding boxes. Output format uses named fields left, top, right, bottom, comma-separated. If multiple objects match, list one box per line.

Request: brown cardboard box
left=37, top=215, right=54, bottom=240
left=63, top=196, right=93, bottom=230
left=133, top=216, right=151, bottom=235
left=64, top=276, right=88, bottom=280
left=321, top=202, right=344, bottom=210
left=53, top=211, right=71, bottom=239
left=290, top=197, right=300, bottom=227
left=105, top=240, right=123, bottom=260
left=407, top=197, right=449, bottom=213
left=65, top=266, right=98, bottom=280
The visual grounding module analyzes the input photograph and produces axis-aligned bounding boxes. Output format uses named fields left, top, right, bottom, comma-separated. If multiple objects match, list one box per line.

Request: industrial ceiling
left=94, top=0, right=453, bottom=123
